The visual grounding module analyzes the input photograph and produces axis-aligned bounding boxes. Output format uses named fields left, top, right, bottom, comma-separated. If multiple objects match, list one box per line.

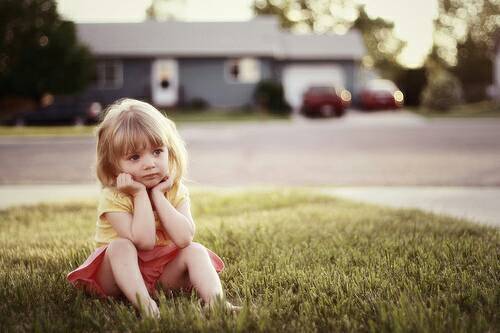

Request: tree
left=146, top=0, right=187, bottom=21
left=352, top=6, right=406, bottom=80
left=431, top=0, right=500, bottom=102
left=0, top=0, right=93, bottom=107
left=421, top=59, right=463, bottom=111
left=252, top=1, right=406, bottom=79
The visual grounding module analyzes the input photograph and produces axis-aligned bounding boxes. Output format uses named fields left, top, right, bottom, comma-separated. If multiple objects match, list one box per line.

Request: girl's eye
left=129, top=154, right=140, bottom=161
left=153, top=149, right=163, bottom=156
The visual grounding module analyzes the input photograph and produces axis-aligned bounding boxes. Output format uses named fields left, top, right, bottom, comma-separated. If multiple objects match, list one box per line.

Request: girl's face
left=117, top=143, right=169, bottom=189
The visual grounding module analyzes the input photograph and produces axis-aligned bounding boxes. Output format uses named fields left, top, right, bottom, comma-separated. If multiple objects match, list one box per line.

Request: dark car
left=300, top=85, right=351, bottom=118
left=2, top=101, right=102, bottom=126
left=360, top=79, right=404, bottom=110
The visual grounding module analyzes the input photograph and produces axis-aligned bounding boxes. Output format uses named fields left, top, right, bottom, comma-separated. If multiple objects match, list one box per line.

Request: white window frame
left=95, top=60, right=123, bottom=89
left=224, top=57, right=261, bottom=84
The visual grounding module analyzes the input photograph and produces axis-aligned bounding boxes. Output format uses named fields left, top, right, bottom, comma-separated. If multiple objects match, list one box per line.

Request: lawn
left=409, top=100, right=500, bottom=118
left=0, top=109, right=290, bottom=137
left=0, top=190, right=498, bottom=332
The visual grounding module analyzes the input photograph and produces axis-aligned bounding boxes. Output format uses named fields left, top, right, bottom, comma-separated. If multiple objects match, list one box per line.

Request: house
left=490, top=33, right=500, bottom=100
left=75, top=16, right=366, bottom=110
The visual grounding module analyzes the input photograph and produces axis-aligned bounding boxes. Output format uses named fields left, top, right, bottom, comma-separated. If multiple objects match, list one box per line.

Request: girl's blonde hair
left=95, top=98, right=187, bottom=193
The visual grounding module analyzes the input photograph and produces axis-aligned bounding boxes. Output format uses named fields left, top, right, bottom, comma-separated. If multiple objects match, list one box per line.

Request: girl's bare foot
left=202, top=298, right=241, bottom=314
left=141, top=299, right=160, bottom=319
left=224, top=301, right=242, bottom=313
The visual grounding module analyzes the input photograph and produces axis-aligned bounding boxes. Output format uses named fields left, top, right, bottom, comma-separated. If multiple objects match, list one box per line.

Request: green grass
left=0, top=125, right=96, bottom=137
left=409, top=100, right=500, bottom=118
left=0, top=109, right=289, bottom=137
left=166, top=108, right=290, bottom=123
left=0, top=190, right=498, bottom=332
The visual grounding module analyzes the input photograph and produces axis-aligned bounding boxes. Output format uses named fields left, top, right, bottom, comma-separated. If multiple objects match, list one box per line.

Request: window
left=225, top=58, right=260, bottom=83
left=94, top=60, right=123, bottom=89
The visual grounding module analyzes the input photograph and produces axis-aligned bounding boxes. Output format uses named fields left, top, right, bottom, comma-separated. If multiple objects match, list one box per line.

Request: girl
left=67, top=98, right=238, bottom=317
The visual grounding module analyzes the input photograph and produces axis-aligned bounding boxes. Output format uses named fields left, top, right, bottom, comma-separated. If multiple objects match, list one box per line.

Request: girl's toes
left=226, top=302, right=242, bottom=313
left=142, top=299, right=160, bottom=319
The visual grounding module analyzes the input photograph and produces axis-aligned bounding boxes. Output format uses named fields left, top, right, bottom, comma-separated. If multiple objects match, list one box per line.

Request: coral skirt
left=67, top=243, right=224, bottom=297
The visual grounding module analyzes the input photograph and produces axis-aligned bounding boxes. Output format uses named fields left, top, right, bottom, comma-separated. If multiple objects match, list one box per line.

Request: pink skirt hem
left=67, top=243, right=224, bottom=297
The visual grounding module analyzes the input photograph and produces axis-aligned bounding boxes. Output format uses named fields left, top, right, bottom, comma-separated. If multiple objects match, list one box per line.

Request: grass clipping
left=0, top=189, right=498, bottom=332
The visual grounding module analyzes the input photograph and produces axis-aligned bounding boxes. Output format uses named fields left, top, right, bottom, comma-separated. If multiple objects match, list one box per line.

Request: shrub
left=421, top=69, right=463, bottom=111
left=188, top=97, right=209, bottom=110
left=253, top=80, right=291, bottom=115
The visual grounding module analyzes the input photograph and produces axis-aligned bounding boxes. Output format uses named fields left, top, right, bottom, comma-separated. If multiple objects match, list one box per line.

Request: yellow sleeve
left=167, top=183, right=190, bottom=208
left=97, top=187, right=133, bottom=218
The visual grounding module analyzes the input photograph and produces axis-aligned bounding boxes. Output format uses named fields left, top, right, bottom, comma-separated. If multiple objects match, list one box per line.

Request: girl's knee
left=182, top=242, right=208, bottom=258
left=107, top=238, right=137, bottom=258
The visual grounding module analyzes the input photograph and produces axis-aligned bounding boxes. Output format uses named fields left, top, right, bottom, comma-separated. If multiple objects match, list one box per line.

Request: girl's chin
left=142, top=179, right=161, bottom=189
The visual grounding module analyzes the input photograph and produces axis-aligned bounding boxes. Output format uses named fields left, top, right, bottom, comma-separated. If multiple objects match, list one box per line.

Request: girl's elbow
left=134, top=236, right=156, bottom=251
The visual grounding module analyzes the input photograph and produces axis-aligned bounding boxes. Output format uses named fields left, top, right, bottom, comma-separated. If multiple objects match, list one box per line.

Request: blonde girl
left=67, top=98, right=237, bottom=317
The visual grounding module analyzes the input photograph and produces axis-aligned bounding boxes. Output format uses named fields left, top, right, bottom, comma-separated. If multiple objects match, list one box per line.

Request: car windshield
left=365, top=80, right=397, bottom=91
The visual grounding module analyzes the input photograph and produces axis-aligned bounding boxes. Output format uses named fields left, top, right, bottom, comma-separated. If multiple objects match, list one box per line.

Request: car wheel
left=15, top=118, right=25, bottom=127
left=320, top=105, right=334, bottom=117
left=73, top=116, right=84, bottom=126
left=334, top=109, right=345, bottom=117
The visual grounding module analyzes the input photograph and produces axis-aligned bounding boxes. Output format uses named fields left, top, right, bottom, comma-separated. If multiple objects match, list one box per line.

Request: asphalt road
left=1, top=110, right=500, bottom=187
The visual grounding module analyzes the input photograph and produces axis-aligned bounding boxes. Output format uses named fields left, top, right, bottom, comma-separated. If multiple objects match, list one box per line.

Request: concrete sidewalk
left=0, top=184, right=498, bottom=227
left=322, top=187, right=500, bottom=227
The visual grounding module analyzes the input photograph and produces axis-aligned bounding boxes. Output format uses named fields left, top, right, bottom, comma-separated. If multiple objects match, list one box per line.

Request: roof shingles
left=77, top=16, right=365, bottom=60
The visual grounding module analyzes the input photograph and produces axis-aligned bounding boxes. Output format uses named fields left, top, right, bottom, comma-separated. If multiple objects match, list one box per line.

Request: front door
left=151, top=59, right=178, bottom=107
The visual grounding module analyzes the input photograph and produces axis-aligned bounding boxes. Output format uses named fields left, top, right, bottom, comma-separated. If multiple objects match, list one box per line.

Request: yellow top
left=94, top=184, right=189, bottom=247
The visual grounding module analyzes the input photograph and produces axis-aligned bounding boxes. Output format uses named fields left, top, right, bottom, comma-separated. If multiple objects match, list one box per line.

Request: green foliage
left=421, top=67, right=463, bottom=111
left=253, top=80, right=291, bottom=115
left=453, top=33, right=493, bottom=103
left=0, top=190, right=499, bottom=332
left=352, top=6, right=406, bottom=79
left=187, top=97, right=210, bottom=111
left=431, top=0, right=499, bottom=102
left=146, top=0, right=185, bottom=21
left=411, top=100, right=500, bottom=118
left=252, top=1, right=406, bottom=78
left=0, top=0, right=94, bottom=103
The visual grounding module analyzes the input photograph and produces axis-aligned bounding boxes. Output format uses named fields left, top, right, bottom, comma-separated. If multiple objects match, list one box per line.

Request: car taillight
left=88, top=102, right=102, bottom=118
left=340, top=89, right=351, bottom=103
left=393, top=90, right=404, bottom=104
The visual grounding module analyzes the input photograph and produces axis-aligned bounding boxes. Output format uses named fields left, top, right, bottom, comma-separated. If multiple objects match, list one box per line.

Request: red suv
left=360, top=79, right=404, bottom=110
left=301, top=85, right=351, bottom=118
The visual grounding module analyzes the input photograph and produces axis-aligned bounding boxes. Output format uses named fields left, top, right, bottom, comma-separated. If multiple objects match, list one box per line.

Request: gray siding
left=179, top=58, right=273, bottom=108
left=76, top=57, right=360, bottom=109
left=79, top=58, right=152, bottom=106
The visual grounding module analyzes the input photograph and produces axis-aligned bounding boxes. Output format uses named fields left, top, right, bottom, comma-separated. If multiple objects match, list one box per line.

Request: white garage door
left=282, top=64, right=345, bottom=109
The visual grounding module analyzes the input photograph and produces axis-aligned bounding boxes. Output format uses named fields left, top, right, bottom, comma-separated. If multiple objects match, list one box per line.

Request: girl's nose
left=143, top=155, right=155, bottom=169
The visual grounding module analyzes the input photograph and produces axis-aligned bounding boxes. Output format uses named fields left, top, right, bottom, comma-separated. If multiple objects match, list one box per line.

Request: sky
left=56, top=0, right=439, bottom=68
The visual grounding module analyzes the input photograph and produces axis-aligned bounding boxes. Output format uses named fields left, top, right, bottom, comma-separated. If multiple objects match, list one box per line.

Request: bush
left=188, top=97, right=209, bottom=110
left=421, top=69, right=463, bottom=111
left=253, top=80, right=291, bottom=115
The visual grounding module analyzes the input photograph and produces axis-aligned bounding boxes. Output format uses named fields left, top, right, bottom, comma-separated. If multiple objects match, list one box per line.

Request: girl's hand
left=151, top=176, right=173, bottom=195
left=116, top=173, right=146, bottom=197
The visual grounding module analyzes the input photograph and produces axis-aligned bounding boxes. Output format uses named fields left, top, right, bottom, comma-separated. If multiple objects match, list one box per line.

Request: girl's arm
left=105, top=174, right=156, bottom=250
left=150, top=184, right=195, bottom=248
